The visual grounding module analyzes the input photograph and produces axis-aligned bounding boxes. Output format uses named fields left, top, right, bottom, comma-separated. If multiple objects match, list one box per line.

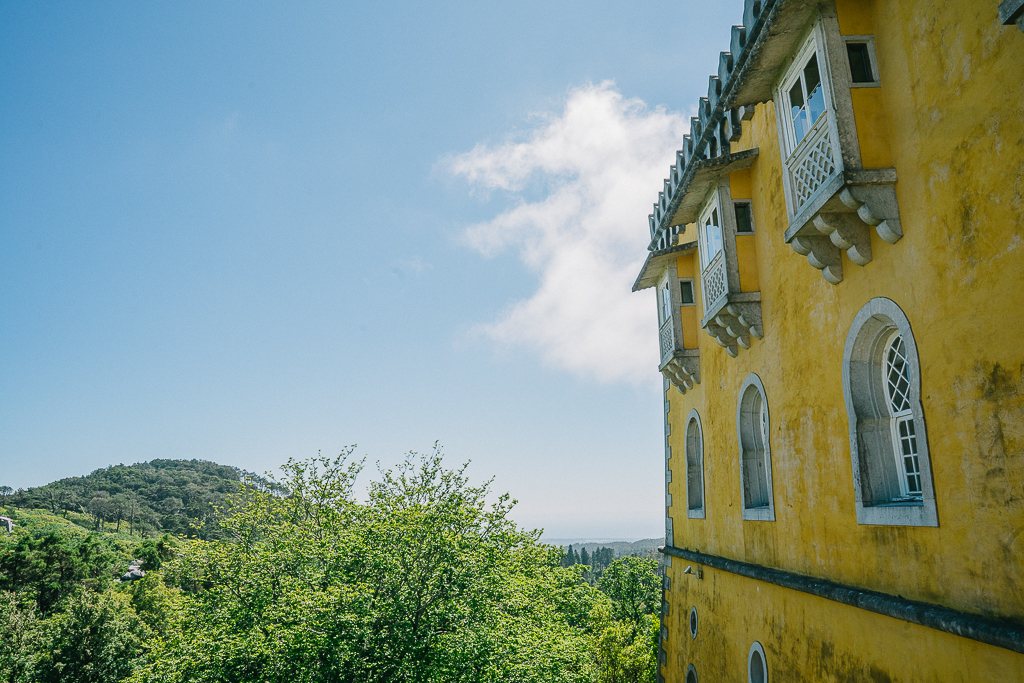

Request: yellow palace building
left=633, top=0, right=1024, bottom=680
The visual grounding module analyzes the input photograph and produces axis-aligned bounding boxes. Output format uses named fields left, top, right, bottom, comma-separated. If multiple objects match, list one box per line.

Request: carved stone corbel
left=791, top=235, right=844, bottom=284
left=839, top=186, right=903, bottom=244
left=813, top=213, right=872, bottom=265
left=704, top=302, right=763, bottom=357
left=660, top=350, right=701, bottom=394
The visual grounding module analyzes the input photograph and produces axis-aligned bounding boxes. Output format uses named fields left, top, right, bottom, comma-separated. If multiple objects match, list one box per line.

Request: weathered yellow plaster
left=835, top=0, right=874, bottom=35
left=676, top=254, right=699, bottom=349
left=663, top=562, right=1024, bottom=682
left=850, top=87, right=893, bottom=168
left=730, top=169, right=752, bottom=200
left=735, top=235, right=761, bottom=293
left=659, top=0, right=1024, bottom=679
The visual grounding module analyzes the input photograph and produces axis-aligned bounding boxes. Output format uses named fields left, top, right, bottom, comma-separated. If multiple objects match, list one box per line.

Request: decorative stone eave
left=660, top=349, right=701, bottom=394
left=656, top=149, right=760, bottom=246
left=633, top=241, right=698, bottom=292
left=701, top=292, right=764, bottom=358
left=723, top=0, right=824, bottom=109
left=647, top=0, right=813, bottom=248
left=1000, top=0, right=1024, bottom=31
left=783, top=169, right=902, bottom=284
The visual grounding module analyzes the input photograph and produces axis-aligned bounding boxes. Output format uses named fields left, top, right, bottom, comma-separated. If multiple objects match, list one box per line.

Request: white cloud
left=448, top=81, right=687, bottom=385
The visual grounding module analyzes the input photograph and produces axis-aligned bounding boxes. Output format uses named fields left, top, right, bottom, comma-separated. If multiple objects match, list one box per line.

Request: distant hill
left=544, top=537, right=663, bottom=557
left=5, top=459, right=277, bottom=540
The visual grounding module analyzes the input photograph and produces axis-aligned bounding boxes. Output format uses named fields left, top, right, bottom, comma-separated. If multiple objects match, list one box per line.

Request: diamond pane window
left=885, top=335, right=912, bottom=413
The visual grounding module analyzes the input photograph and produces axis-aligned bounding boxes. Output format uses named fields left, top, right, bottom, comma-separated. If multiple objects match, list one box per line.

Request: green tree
left=0, top=532, right=119, bottom=614
left=591, top=611, right=659, bottom=683
left=34, top=590, right=151, bottom=683
left=134, top=446, right=608, bottom=683
left=597, top=557, right=660, bottom=624
left=0, top=591, right=42, bottom=682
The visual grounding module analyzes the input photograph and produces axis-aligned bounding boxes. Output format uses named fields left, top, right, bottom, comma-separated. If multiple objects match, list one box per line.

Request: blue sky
left=1, top=0, right=740, bottom=538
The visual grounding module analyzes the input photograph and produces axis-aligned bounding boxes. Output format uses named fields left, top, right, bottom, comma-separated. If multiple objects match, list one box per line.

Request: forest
left=0, top=449, right=662, bottom=683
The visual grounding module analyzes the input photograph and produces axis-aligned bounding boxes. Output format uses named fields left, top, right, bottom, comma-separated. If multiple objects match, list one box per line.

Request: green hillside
left=4, top=459, right=277, bottom=540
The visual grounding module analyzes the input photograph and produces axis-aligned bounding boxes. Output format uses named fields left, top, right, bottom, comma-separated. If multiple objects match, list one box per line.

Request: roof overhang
left=725, top=0, right=823, bottom=109
left=666, top=148, right=759, bottom=228
left=632, top=241, right=698, bottom=292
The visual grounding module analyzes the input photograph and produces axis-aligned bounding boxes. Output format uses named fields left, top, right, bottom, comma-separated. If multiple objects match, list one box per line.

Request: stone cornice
left=661, top=544, right=1024, bottom=655
left=632, top=241, right=698, bottom=292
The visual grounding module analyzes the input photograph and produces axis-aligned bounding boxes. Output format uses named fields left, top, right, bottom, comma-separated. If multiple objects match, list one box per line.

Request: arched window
left=737, top=374, right=775, bottom=521
left=685, top=410, right=705, bottom=519
left=843, top=298, right=937, bottom=526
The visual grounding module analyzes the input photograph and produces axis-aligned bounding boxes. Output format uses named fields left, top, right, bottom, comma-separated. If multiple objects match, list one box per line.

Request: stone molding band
left=659, top=544, right=1024, bottom=655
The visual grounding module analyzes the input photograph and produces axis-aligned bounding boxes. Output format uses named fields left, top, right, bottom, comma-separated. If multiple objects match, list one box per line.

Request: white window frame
left=660, top=280, right=673, bottom=325
left=733, top=201, right=755, bottom=234
left=697, top=191, right=728, bottom=312
left=747, top=641, right=768, bottom=683
left=842, top=35, right=880, bottom=88
left=737, top=374, right=775, bottom=521
left=679, top=278, right=697, bottom=307
left=778, top=32, right=834, bottom=159
left=685, top=410, right=706, bottom=519
left=842, top=298, right=937, bottom=526
left=697, top=192, right=724, bottom=272
left=882, top=331, right=923, bottom=500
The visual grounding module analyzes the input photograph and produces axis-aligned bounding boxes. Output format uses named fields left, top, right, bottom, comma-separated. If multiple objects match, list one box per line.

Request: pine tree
left=580, top=546, right=590, bottom=567
left=566, top=545, right=575, bottom=566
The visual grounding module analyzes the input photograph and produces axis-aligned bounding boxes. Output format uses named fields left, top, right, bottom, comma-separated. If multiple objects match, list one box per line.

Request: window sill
left=871, top=498, right=923, bottom=507
left=855, top=499, right=937, bottom=527
left=741, top=505, right=775, bottom=522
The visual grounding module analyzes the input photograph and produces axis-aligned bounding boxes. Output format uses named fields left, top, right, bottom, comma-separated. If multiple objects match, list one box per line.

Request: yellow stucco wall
left=735, top=235, right=761, bottom=293
left=850, top=88, right=893, bottom=169
left=676, top=253, right=700, bottom=350
left=660, top=0, right=1024, bottom=679
left=663, top=561, right=1024, bottom=682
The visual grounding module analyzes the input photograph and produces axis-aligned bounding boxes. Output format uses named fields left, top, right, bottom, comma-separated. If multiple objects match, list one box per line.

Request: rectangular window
left=679, top=280, right=695, bottom=305
left=735, top=203, right=753, bottom=233
left=846, top=42, right=873, bottom=83
left=896, top=417, right=922, bottom=497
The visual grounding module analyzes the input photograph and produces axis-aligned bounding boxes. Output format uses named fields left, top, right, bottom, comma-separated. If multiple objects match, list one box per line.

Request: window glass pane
left=735, top=204, right=753, bottom=233
left=704, top=214, right=722, bottom=259
left=680, top=280, right=694, bottom=304
left=804, top=54, right=826, bottom=125
left=885, top=335, right=912, bottom=414
left=789, top=80, right=810, bottom=145
left=847, top=42, right=873, bottom=83
left=661, top=285, right=672, bottom=321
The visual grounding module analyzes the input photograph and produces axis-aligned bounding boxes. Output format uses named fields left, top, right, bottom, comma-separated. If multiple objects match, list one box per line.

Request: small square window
left=847, top=42, right=873, bottom=83
left=680, top=280, right=695, bottom=305
left=735, top=204, right=753, bottom=233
